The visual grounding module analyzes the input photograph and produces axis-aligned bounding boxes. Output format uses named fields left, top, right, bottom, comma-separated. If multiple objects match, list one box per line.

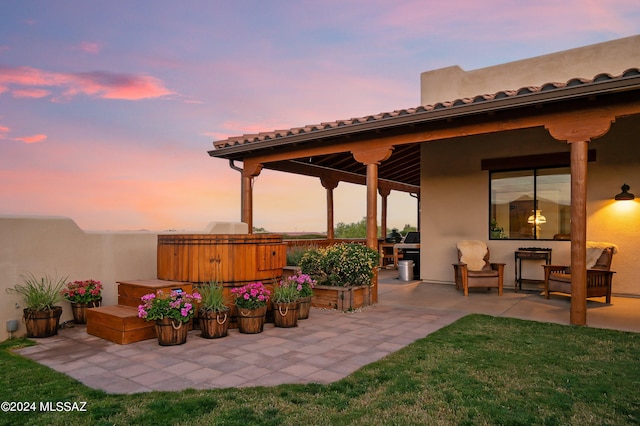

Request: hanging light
left=614, top=184, right=635, bottom=201
left=527, top=210, right=547, bottom=225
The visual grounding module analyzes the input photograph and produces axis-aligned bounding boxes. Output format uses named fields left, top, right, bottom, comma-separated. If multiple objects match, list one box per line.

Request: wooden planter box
left=311, top=285, right=371, bottom=311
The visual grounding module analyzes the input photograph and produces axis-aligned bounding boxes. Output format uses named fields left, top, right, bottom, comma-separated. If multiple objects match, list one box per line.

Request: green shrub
left=299, top=243, right=380, bottom=287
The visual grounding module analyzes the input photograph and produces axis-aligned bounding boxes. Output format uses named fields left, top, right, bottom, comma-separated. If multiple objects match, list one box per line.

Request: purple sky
left=1, top=1, right=639, bottom=232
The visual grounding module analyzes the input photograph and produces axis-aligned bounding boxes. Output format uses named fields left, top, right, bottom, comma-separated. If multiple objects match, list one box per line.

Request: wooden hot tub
left=157, top=234, right=286, bottom=285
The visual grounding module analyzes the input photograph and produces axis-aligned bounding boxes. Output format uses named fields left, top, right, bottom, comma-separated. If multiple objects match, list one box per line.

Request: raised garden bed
left=311, top=285, right=371, bottom=311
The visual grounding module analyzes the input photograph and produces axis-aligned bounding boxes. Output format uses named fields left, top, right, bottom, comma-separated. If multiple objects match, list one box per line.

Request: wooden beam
left=266, top=160, right=419, bottom=193
left=238, top=101, right=640, bottom=167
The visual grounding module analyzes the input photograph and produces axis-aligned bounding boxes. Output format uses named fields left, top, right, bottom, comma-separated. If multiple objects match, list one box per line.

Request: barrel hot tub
left=157, top=234, right=287, bottom=284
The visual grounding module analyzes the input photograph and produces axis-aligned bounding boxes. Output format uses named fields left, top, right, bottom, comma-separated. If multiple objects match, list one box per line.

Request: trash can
left=398, top=260, right=414, bottom=282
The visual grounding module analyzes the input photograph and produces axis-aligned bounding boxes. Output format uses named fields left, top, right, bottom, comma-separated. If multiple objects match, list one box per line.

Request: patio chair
left=543, top=242, right=617, bottom=303
left=453, top=240, right=504, bottom=296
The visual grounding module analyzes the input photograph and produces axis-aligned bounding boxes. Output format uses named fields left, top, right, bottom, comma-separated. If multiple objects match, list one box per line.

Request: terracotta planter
left=70, top=298, right=102, bottom=324
left=297, top=296, right=312, bottom=319
left=236, top=305, right=267, bottom=334
left=199, top=309, right=230, bottom=339
left=155, top=318, right=189, bottom=346
left=273, top=301, right=299, bottom=327
left=23, top=306, right=63, bottom=338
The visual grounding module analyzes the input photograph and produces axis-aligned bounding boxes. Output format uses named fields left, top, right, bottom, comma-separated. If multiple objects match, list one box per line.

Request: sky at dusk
left=1, top=1, right=639, bottom=232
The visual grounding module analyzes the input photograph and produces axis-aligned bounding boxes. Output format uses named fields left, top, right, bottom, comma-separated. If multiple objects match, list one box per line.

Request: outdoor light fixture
left=614, top=184, right=635, bottom=201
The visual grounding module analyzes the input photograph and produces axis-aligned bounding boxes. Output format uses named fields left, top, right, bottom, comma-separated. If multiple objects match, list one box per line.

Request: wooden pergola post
left=546, top=112, right=614, bottom=325
left=569, top=140, right=588, bottom=325
left=379, top=187, right=391, bottom=240
left=353, top=146, right=394, bottom=304
left=320, top=176, right=339, bottom=240
left=241, top=160, right=263, bottom=234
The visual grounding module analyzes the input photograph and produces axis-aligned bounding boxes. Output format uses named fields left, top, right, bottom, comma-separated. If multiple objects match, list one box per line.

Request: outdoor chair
left=453, top=240, right=504, bottom=296
left=543, top=242, right=617, bottom=303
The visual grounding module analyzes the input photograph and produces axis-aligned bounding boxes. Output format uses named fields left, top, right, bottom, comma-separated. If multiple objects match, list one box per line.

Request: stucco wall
left=0, top=216, right=248, bottom=341
left=420, top=35, right=640, bottom=105
left=419, top=115, right=640, bottom=296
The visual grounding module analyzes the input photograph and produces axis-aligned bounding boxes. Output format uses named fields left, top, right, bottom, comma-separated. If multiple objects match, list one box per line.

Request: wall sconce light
left=614, top=184, right=635, bottom=201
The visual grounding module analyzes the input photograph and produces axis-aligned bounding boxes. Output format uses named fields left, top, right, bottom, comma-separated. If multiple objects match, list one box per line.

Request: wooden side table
left=514, top=249, right=552, bottom=291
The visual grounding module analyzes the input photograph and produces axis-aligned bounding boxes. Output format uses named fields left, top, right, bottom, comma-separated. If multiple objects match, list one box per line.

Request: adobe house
left=208, top=35, right=640, bottom=326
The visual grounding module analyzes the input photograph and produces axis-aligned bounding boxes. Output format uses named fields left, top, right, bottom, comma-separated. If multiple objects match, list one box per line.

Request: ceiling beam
left=265, top=160, right=420, bottom=193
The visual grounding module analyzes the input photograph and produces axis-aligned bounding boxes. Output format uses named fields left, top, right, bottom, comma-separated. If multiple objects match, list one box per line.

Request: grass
left=1, top=314, right=639, bottom=425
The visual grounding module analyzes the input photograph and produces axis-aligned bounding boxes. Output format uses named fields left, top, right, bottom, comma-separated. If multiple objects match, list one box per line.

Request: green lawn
left=1, top=314, right=639, bottom=425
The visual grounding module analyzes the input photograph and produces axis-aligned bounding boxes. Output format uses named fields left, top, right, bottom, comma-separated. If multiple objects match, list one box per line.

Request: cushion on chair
left=467, top=269, right=499, bottom=278
left=585, top=241, right=618, bottom=269
left=456, top=240, right=489, bottom=271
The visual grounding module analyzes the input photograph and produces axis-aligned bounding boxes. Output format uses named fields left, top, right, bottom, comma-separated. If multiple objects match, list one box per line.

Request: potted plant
left=137, top=289, right=201, bottom=346
left=231, top=282, right=270, bottom=334
left=61, top=279, right=103, bottom=324
left=490, top=219, right=504, bottom=239
left=6, top=273, right=67, bottom=338
left=282, top=270, right=316, bottom=319
left=272, top=279, right=301, bottom=328
left=198, top=280, right=230, bottom=339
left=299, top=243, right=379, bottom=311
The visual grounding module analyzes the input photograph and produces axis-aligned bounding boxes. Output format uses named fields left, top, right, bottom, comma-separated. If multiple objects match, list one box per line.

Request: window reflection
left=490, top=168, right=570, bottom=240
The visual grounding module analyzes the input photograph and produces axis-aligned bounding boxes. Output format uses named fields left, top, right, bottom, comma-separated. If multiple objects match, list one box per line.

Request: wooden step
left=117, top=279, right=193, bottom=308
left=86, top=305, right=155, bottom=345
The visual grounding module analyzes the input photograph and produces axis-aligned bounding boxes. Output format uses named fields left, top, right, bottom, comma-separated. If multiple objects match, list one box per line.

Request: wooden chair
left=543, top=243, right=617, bottom=303
left=452, top=240, right=504, bottom=296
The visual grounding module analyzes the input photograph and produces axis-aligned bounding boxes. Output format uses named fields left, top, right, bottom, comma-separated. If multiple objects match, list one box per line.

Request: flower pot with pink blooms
left=138, top=289, right=201, bottom=346
left=62, top=279, right=103, bottom=324
left=231, top=282, right=270, bottom=334
left=281, top=270, right=316, bottom=319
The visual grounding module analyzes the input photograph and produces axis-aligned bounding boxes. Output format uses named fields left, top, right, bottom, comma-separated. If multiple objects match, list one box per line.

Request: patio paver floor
left=14, top=270, right=640, bottom=394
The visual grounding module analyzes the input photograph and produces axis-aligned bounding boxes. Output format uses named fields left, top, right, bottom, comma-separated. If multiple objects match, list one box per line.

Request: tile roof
left=211, top=68, right=640, bottom=151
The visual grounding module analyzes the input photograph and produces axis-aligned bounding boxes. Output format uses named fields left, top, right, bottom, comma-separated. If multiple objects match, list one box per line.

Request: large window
left=490, top=167, right=571, bottom=240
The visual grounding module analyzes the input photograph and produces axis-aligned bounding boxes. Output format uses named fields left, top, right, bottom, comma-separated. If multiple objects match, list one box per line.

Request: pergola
left=209, top=68, right=640, bottom=326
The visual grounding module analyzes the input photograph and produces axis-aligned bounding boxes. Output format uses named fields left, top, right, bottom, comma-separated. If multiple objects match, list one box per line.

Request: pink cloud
left=14, top=134, right=47, bottom=144
left=12, top=88, right=50, bottom=98
left=0, top=65, right=174, bottom=101
left=70, top=71, right=174, bottom=100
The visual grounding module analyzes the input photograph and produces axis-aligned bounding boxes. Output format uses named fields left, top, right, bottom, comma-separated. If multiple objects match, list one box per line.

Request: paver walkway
left=15, top=271, right=640, bottom=394
left=16, top=303, right=462, bottom=394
